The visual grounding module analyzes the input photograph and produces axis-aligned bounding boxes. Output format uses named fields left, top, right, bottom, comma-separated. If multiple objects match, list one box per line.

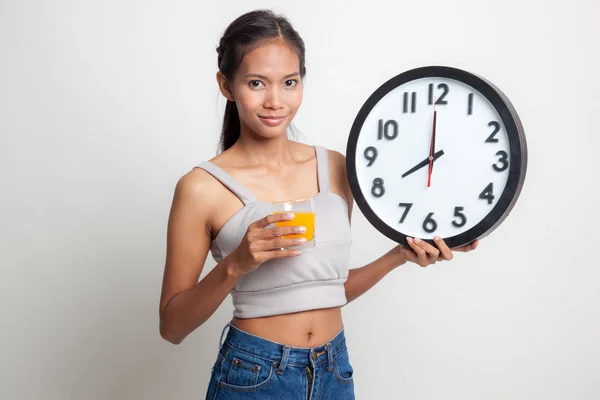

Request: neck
left=232, top=125, right=297, bottom=168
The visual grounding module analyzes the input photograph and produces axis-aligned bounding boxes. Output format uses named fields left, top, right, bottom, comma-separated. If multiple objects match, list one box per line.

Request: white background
left=1, top=1, right=599, bottom=399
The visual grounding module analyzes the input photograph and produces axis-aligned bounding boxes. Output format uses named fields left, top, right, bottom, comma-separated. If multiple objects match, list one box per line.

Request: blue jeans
left=205, top=323, right=355, bottom=399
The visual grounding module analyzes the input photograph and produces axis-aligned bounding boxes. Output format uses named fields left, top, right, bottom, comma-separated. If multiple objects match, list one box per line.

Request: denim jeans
left=205, top=323, right=355, bottom=399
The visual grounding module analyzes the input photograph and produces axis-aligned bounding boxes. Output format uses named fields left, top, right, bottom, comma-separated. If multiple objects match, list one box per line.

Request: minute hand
left=401, top=150, right=445, bottom=178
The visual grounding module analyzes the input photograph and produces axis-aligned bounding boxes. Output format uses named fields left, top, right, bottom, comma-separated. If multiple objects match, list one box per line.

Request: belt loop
left=218, top=322, right=230, bottom=350
left=326, top=343, right=334, bottom=372
left=276, top=345, right=291, bottom=375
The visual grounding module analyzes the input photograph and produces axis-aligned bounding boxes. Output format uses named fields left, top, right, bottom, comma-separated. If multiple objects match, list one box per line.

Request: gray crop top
left=195, top=146, right=352, bottom=319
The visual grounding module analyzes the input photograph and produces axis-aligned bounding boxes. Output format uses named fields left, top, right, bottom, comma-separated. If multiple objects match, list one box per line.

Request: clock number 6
left=423, top=212, right=438, bottom=233
left=371, top=178, right=385, bottom=198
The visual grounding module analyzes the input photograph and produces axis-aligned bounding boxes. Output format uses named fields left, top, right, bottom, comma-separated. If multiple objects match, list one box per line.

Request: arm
left=326, top=150, right=405, bottom=304
left=330, top=150, right=477, bottom=305
left=344, top=247, right=407, bottom=304
left=158, top=171, right=241, bottom=345
left=340, top=156, right=407, bottom=303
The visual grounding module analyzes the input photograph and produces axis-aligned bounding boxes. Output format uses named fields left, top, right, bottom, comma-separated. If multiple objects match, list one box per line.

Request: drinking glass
left=272, top=197, right=316, bottom=250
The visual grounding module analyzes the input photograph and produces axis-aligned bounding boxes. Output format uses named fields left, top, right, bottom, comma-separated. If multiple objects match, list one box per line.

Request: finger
left=454, top=240, right=479, bottom=252
left=407, top=237, right=428, bottom=266
left=261, top=224, right=306, bottom=239
left=413, top=238, right=440, bottom=261
left=253, top=212, right=295, bottom=230
left=262, top=248, right=303, bottom=261
left=253, top=235, right=306, bottom=252
left=270, top=236, right=307, bottom=251
left=433, top=236, right=453, bottom=260
left=399, top=245, right=418, bottom=263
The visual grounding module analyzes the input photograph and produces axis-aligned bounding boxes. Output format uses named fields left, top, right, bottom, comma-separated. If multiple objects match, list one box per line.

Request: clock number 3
left=493, top=150, right=509, bottom=172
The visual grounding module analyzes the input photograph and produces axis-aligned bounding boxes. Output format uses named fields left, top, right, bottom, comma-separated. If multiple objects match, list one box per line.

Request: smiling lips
left=258, top=115, right=286, bottom=126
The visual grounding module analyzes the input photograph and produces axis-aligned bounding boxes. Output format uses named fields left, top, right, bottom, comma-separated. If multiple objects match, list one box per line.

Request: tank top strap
left=196, top=161, right=258, bottom=206
left=314, top=145, right=330, bottom=193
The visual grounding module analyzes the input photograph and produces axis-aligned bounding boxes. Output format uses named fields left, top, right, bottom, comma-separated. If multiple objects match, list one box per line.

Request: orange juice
left=274, top=211, right=315, bottom=241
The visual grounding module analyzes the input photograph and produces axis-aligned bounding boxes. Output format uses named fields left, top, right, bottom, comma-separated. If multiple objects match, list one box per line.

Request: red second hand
left=427, top=99, right=436, bottom=187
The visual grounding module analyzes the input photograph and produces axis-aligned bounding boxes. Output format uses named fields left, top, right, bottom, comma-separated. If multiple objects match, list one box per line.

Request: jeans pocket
left=218, top=347, right=275, bottom=393
left=334, top=348, right=354, bottom=384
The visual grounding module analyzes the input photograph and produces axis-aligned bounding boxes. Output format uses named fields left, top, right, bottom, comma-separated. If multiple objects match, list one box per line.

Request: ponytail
left=220, top=100, right=240, bottom=152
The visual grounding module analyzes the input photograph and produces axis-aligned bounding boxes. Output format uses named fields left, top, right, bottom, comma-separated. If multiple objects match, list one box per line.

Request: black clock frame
left=346, top=66, right=528, bottom=249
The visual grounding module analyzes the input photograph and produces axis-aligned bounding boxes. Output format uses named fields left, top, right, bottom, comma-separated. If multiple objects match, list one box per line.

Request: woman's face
left=225, top=40, right=303, bottom=140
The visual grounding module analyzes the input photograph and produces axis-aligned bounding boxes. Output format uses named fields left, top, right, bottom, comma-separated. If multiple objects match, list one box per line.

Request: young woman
left=159, top=9, right=479, bottom=399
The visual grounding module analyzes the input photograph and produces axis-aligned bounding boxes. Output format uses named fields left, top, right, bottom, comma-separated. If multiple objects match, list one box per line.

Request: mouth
left=258, top=115, right=286, bottom=119
left=258, top=115, right=286, bottom=126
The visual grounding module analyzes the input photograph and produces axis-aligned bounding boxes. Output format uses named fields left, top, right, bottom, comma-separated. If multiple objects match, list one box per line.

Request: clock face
left=346, top=66, right=527, bottom=248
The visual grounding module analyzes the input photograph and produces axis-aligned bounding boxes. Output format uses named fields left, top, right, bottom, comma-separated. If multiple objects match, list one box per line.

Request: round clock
left=346, top=66, right=528, bottom=249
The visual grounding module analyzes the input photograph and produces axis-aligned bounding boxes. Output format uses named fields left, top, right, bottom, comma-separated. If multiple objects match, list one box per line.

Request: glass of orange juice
left=272, top=197, right=316, bottom=250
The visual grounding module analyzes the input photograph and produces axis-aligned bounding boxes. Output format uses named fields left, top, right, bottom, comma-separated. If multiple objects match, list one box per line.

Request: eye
left=285, top=79, right=298, bottom=87
left=249, top=80, right=264, bottom=88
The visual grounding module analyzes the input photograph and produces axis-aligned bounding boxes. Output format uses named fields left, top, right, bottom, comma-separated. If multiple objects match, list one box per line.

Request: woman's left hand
left=394, top=236, right=479, bottom=268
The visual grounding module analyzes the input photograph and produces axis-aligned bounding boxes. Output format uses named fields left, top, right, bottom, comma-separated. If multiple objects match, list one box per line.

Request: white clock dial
left=355, top=78, right=510, bottom=239
left=347, top=66, right=527, bottom=248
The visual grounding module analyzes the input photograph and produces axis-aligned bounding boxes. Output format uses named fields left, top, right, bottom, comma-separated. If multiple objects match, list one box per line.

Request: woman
left=159, top=9, right=479, bottom=399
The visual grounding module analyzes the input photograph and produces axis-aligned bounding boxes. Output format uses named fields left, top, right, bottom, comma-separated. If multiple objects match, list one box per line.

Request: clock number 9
left=364, top=146, right=378, bottom=167
left=371, top=178, right=385, bottom=198
left=422, top=212, right=438, bottom=233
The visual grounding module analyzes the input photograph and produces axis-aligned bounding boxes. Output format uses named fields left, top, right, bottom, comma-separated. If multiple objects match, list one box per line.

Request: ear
left=216, top=71, right=235, bottom=102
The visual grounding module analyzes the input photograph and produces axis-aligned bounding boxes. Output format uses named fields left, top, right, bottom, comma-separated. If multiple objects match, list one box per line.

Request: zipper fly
left=305, top=366, right=313, bottom=400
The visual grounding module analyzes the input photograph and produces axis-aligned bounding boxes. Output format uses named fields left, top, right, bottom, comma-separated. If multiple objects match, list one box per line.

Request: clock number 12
left=429, top=83, right=449, bottom=105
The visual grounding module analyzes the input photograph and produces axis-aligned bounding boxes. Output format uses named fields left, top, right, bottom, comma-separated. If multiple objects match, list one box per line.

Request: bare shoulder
left=326, top=148, right=346, bottom=168
left=171, top=167, right=224, bottom=222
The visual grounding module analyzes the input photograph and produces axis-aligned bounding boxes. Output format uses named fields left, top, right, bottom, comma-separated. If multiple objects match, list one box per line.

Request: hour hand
left=402, top=150, right=445, bottom=178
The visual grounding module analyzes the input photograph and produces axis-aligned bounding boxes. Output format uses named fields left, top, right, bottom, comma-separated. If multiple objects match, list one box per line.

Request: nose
left=264, top=86, right=283, bottom=109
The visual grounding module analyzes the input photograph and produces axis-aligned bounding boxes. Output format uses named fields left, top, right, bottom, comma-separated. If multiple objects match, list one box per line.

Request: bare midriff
left=231, top=306, right=343, bottom=348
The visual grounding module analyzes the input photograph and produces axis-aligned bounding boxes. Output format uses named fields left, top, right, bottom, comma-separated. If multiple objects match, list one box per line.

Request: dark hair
left=216, top=9, right=307, bottom=152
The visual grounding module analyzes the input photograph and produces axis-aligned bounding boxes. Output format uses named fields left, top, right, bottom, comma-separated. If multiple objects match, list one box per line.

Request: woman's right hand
left=227, top=213, right=306, bottom=277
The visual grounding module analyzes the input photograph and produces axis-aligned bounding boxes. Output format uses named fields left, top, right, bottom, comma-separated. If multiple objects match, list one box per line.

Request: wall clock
left=346, top=66, right=527, bottom=249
